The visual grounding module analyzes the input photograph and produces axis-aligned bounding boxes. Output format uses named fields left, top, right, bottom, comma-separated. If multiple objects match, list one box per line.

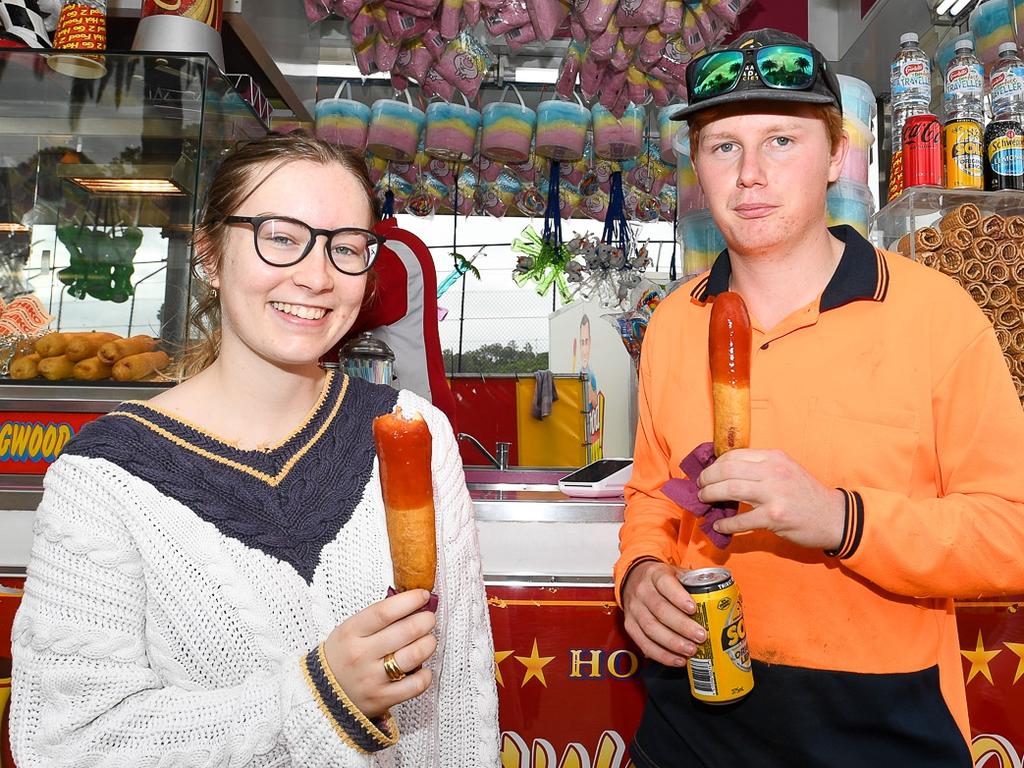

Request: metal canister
left=339, top=331, right=396, bottom=386
left=681, top=567, right=754, bottom=704
left=944, top=119, right=984, bottom=189
left=902, top=113, right=944, bottom=188
left=984, top=119, right=1024, bottom=190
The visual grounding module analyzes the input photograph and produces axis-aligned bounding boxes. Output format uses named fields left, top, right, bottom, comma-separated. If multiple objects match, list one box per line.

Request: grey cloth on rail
left=532, top=370, right=558, bottom=419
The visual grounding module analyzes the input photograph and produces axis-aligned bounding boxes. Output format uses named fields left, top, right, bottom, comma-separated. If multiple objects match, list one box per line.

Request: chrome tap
left=457, top=432, right=511, bottom=471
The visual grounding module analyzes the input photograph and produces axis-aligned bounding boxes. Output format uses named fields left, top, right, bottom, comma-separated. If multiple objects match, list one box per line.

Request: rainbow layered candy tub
left=366, top=98, right=426, bottom=162
left=827, top=180, right=875, bottom=237
left=424, top=101, right=481, bottom=162
left=536, top=99, right=591, bottom=161
left=315, top=97, right=372, bottom=152
left=673, top=126, right=706, bottom=213
left=837, top=74, right=875, bottom=128
left=592, top=102, right=645, bottom=160
left=678, top=209, right=725, bottom=278
left=481, top=101, right=536, bottom=164
left=840, top=115, right=873, bottom=185
left=658, top=104, right=685, bottom=165
left=970, top=0, right=1016, bottom=69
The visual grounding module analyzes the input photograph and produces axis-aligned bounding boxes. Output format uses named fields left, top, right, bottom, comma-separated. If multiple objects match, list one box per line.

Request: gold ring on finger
left=383, top=652, right=406, bottom=682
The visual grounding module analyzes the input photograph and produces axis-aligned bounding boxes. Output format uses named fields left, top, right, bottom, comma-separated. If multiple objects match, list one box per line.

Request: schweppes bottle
left=984, top=119, right=1024, bottom=190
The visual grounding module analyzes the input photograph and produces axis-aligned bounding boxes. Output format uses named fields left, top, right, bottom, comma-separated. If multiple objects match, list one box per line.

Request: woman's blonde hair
left=173, top=131, right=378, bottom=380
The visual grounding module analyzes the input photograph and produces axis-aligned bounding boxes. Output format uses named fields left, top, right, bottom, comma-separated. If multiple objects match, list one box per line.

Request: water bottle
left=989, top=42, right=1024, bottom=121
left=891, top=32, right=932, bottom=112
left=943, top=38, right=984, bottom=122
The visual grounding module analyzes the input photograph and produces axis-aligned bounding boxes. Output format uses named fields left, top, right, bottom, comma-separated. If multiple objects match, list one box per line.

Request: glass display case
left=870, top=185, right=1024, bottom=406
left=871, top=185, right=1024, bottom=256
left=0, top=49, right=267, bottom=383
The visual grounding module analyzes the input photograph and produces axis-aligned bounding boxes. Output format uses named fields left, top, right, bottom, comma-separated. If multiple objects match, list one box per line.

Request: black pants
left=628, top=660, right=972, bottom=768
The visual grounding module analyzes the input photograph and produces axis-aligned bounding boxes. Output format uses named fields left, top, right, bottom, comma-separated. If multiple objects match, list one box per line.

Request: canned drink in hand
left=681, top=567, right=754, bottom=704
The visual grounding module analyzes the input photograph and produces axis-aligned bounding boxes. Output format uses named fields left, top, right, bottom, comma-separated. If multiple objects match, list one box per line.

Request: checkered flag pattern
left=0, top=0, right=52, bottom=48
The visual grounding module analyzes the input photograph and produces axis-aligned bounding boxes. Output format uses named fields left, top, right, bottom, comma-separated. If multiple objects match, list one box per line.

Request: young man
left=616, top=28, right=1024, bottom=767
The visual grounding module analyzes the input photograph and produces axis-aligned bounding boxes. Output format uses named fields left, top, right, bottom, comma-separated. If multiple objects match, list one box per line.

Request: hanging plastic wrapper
left=602, top=281, right=665, bottom=368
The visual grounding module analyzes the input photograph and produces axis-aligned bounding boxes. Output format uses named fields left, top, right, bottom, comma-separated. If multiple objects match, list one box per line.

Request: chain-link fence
left=395, top=214, right=679, bottom=375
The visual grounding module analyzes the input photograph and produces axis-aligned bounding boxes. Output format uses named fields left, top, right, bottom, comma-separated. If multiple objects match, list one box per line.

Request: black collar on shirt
left=689, top=225, right=889, bottom=311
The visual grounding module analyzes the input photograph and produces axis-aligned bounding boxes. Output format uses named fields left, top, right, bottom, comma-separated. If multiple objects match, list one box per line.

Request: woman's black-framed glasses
left=687, top=44, right=839, bottom=105
left=224, top=215, right=383, bottom=275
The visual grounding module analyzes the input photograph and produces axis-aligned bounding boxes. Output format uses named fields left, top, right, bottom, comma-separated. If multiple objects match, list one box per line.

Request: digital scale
left=558, top=458, right=634, bottom=498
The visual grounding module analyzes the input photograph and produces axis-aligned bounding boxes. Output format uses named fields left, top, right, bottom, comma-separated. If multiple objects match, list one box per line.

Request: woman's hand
left=322, top=589, right=437, bottom=718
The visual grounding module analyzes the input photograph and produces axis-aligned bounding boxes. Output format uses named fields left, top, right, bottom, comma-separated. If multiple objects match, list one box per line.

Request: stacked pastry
left=9, top=332, right=170, bottom=382
left=897, top=202, right=1024, bottom=404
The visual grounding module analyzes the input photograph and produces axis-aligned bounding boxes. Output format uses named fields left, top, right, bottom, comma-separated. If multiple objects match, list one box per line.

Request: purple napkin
left=660, top=441, right=738, bottom=549
left=386, top=586, right=440, bottom=613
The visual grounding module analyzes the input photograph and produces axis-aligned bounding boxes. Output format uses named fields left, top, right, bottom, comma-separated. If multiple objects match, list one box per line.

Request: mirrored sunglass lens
left=257, top=218, right=309, bottom=262
left=756, top=45, right=815, bottom=88
left=692, top=51, right=744, bottom=97
left=329, top=231, right=375, bottom=272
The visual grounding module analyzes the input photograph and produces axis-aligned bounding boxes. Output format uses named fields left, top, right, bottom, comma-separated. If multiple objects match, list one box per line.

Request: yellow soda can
left=681, top=567, right=754, bottom=704
left=945, top=119, right=984, bottom=189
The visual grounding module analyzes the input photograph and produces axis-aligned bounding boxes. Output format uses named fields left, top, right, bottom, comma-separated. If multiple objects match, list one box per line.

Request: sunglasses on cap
left=686, top=44, right=841, bottom=107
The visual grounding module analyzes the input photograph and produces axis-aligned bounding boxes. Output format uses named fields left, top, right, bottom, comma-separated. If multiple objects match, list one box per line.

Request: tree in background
left=444, top=341, right=549, bottom=374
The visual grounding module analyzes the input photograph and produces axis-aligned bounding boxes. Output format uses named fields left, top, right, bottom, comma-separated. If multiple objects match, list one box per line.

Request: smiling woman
left=10, top=132, right=499, bottom=767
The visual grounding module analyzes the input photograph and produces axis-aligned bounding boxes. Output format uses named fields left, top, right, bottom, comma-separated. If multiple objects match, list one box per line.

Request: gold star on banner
left=1005, top=642, right=1024, bottom=685
left=493, top=650, right=514, bottom=687
left=962, top=630, right=1002, bottom=685
left=515, top=639, right=555, bottom=688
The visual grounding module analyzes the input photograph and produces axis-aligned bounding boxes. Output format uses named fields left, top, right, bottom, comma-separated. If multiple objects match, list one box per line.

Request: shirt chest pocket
left=804, top=402, right=920, bottom=496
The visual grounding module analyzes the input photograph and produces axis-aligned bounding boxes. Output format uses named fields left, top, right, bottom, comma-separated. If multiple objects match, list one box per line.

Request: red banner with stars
left=488, top=585, right=1024, bottom=768
left=0, top=582, right=1019, bottom=764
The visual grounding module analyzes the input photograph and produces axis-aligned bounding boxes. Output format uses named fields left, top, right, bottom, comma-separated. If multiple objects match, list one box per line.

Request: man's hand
left=621, top=560, right=708, bottom=667
left=697, top=448, right=846, bottom=551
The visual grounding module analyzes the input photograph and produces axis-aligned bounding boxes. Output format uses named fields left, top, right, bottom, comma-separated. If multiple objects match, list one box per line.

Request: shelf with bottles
left=0, top=49, right=267, bottom=386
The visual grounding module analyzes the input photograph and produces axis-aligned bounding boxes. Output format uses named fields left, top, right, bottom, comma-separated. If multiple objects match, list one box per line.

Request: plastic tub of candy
left=658, top=104, right=686, bottom=165
left=536, top=98, right=591, bottom=161
left=827, top=180, right=875, bottom=237
left=366, top=95, right=426, bottom=163
left=970, top=0, right=1015, bottom=70
left=673, top=127, right=706, bottom=212
left=592, top=102, right=645, bottom=160
left=678, top=209, right=725, bottom=278
left=481, top=85, right=536, bottom=164
left=837, top=74, right=875, bottom=126
left=315, top=83, right=372, bottom=152
left=424, top=99, right=481, bottom=161
left=840, top=115, right=874, bottom=185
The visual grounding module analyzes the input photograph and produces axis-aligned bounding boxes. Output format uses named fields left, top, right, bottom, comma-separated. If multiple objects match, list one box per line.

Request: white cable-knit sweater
left=10, top=379, right=499, bottom=767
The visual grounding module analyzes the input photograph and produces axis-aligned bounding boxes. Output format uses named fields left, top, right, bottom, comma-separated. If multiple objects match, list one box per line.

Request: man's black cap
left=672, top=28, right=843, bottom=120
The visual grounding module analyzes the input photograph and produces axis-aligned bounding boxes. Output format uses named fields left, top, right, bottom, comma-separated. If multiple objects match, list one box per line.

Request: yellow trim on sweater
left=107, top=374, right=348, bottom=487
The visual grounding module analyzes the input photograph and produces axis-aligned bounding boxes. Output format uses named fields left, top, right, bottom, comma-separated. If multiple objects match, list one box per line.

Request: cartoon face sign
left=453, top=52, right=478, bottom=81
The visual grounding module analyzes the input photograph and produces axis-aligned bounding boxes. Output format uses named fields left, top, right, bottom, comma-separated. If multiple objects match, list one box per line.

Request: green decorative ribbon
left=511, top=225, right=573, bottom=303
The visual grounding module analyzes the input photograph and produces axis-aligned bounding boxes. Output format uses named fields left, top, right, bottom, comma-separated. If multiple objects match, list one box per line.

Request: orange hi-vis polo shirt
left=616, top=226, right=1024, bottom=751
